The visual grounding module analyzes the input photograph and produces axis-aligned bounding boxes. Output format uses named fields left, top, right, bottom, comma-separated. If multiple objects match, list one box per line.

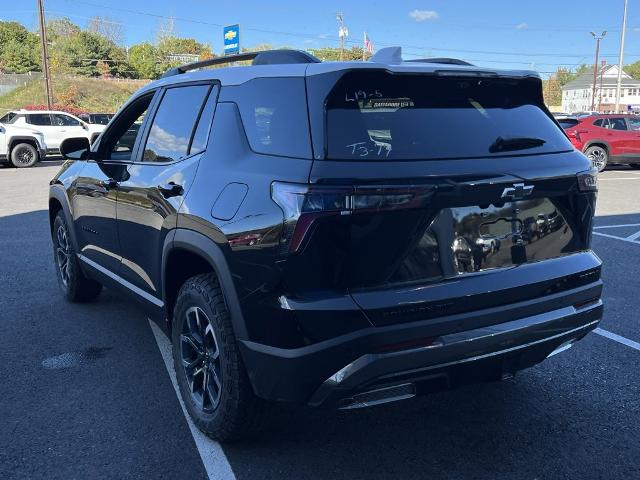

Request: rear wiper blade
left=489, top=136, right=546, bottom=153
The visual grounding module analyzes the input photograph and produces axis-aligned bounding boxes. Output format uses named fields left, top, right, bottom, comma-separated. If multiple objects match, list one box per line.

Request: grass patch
left=0, top=76, right=149, bottom=115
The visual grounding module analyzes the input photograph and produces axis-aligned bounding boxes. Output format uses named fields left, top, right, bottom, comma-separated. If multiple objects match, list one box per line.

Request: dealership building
left=561, top=64, right=640, bottom=113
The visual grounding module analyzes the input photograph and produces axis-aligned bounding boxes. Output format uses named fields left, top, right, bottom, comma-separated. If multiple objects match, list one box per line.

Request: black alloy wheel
left=11, top=143, right=38, bottom=168
left=55, top=223, right=72, bottom=287
left=180, top=306, right=223, bottom=413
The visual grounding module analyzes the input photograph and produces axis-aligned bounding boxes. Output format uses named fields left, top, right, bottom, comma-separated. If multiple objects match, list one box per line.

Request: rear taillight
left=577, top=169, right=598, bottom=192
left=271, top=182, right=435, bottom=254
left=566, top=130, right=582, bottom=142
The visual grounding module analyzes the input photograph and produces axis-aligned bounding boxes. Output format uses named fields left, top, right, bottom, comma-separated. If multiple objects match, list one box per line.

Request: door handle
left=158, top=182, right=184, bottom=198
left=100, top=178, right=118, bottom=189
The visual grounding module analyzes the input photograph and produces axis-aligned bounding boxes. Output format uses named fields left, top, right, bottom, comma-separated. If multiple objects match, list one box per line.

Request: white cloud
left=409, top=9, right=439, bottom=22
left=516, top=22, right=528, bottom=30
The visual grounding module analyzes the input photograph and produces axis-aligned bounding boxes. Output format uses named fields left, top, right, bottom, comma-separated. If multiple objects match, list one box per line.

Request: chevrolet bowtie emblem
left=501, top=183, right=534, bottom=200
left=224, top=30, right=237, bottom=41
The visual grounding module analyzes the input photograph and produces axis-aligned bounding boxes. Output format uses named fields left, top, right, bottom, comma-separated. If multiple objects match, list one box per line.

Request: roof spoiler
left=161, top=49, right=321, bottom=78
left=369, top=46, right=473, bottom=66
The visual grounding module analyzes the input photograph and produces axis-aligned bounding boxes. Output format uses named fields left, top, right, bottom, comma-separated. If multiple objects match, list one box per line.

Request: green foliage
left=47, top=17, right=81, bottom=38
left=156, top=36, right=214, bottom=72
left=574, top=64, right=590, bottom=76
left=308, top=46, right=371, bottom=61
left=49, top=25, right=130, bottom=77
left=128, top=42, right=162, bottom=79
left=625, top=61, right=640, bottom=80
left=0, top=21, right=40, bottom=73
left=543, top=67, right=580, bottom=106
left=0, top=75, right=146, bottom=115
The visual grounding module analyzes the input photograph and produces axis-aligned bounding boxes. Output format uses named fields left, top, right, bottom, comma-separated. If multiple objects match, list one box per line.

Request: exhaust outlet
left=338, top=383, right=416, bottom=410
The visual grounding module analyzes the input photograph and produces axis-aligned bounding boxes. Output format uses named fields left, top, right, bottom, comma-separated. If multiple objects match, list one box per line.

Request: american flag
left=364, top=32, right=374, bottom=53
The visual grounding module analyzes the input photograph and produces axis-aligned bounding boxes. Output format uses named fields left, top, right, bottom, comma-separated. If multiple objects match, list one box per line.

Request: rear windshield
left=558, top=118, right=579, bottom=129
left=325, top=71, right=572, bottom=160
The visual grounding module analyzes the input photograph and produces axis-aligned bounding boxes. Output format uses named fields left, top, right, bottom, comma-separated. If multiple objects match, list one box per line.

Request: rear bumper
left=309, top=300, right=601, bottom=407
left=239, top=273, right=603, bottom=405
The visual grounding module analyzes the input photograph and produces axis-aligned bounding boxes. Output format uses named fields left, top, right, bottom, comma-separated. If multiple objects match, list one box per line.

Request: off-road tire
left=11, top=142, right=39, bottom=168
left=172, top=273, right=270, bottom=441
left=52, top=211, right=102, bottom=302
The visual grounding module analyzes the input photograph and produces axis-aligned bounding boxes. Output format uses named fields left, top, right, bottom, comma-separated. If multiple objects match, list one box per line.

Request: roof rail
left=406, top=57, right=474, bottom=66
left=160, top=49, right=321, bottom=78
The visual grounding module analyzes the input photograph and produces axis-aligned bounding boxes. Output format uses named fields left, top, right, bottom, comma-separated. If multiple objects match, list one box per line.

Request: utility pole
left=336, top=13, right=348, bottom=61
left=37, top=0, right=53, bottom=109
left=615, top=0, right=629, bottom=113
left=590, top=31, right=606, bottom=111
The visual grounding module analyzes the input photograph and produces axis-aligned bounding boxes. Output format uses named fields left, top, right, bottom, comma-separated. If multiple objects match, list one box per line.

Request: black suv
left=49, top=48, right=603, bottom=440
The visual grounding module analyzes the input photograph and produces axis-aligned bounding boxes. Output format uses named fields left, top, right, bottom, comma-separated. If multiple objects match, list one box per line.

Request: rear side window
left=609, top=118, right=627, bottom=130
left=52, top=114, right=80, bottom=126
left=91, top=114, right=113, bottom=125
left=234, top=78, right=312, bottom=158
left=628, top=117, right=640, bottom=131
left=143, top=84, right=211, bottom=163
left=325, top=71, right=573, bottom=160
left=190, top=86, right=219, bottom=154
left=593, top=119, right=605, bottom=127
left=0, top=112, right=17, bottom=124
left=27, top=114, right=52, bottom=126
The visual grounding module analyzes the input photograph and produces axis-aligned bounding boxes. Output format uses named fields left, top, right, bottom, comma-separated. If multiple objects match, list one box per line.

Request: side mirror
left=60, top=137, right=91, bottom=161
left=81, top=121, right=89, bottom=130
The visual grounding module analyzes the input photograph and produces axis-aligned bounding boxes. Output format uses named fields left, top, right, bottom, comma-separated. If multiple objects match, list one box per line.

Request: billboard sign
left=223, top=24, right=240, bottom=55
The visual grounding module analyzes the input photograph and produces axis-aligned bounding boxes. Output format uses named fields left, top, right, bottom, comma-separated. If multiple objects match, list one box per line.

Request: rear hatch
left=274, top=68, right=597, bottom=327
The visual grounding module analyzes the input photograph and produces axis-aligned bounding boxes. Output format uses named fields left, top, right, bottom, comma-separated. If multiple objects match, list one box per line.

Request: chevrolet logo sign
left=501, top=183, right=534, bottom=200
left=224, top=30, right=237, bottom=41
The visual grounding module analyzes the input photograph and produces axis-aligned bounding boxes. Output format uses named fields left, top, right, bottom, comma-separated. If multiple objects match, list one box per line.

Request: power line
left=62, top=0, right=640, bottom=59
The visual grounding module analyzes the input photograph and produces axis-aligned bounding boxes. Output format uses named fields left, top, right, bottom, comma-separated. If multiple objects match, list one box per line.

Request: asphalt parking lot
left=1, top=160, right=639, bottom=480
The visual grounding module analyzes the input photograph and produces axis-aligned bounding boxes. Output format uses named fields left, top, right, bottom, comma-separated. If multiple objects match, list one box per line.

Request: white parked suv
left=0, top=110, right=105, bottom=156
left=0, top=118, right=47, bottom=168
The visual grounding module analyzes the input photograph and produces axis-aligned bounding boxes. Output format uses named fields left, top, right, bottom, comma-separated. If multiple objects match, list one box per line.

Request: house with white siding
left=561, top=64, right=640, bottom=113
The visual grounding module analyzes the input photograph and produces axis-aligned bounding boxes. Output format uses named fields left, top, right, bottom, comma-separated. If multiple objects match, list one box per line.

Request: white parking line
left=598, top=177, right=640, bottom=181
left=592, top=231, right=640, bottom=245
left=149, top=320, right=236, bottom=480
left=593, top=223, right=640, bottom=229
left=626, top=230, right=640, bottom=241
left=594, top=327, right=640, bottom=352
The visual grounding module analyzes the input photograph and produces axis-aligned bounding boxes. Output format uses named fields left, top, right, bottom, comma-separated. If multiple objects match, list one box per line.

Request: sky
left=3, top=0, right=639, bottom=76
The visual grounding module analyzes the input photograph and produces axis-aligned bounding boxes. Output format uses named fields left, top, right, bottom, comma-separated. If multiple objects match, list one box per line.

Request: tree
left=308, top=46, right=371, bottom=61
left=543, top=67, right=578, bottom=107
left=0, top=21, right=40, bottom=73
left=47, top=17, right=80, bottom=38
left=625, top=61, right=640, bottom=80
left=574, top=64, right=590, bottom=76
left=49, top=29, right=130, bottom=77
left=128, top=42, right=161, bottom=79
left=156, top=36, right=214, bottom=71
left=87, top=16, right=124, bottom=45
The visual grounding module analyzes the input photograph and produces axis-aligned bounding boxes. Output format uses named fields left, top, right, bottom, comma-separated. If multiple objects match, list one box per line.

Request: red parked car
left=562, top=114, right=640, bottom=171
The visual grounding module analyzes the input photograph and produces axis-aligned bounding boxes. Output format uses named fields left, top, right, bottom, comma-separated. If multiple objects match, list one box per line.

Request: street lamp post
left=590, top=31, right=607, bottom=112
left=615, top=0, right=629, bottom=113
